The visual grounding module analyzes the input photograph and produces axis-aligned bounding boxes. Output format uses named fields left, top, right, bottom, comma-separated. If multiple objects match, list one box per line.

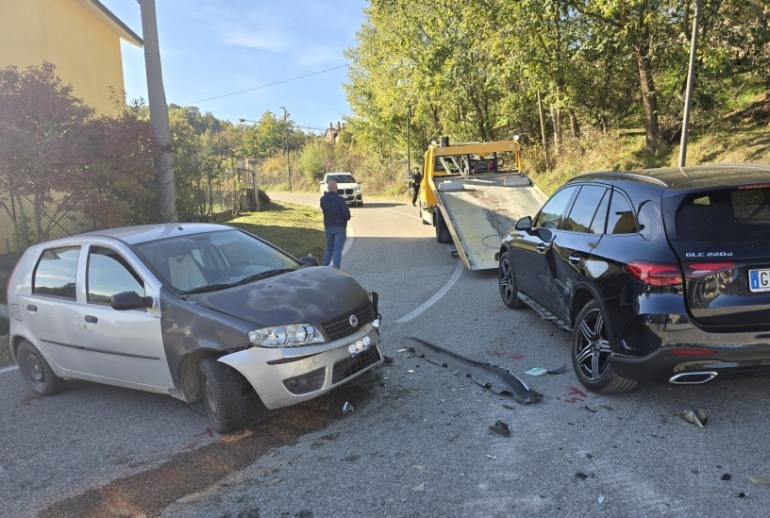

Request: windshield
left=134, top=229, right=301, bottom=293
left=329, top=174, right=356, bottom=184
left=675, top=187, right=770, bottom=242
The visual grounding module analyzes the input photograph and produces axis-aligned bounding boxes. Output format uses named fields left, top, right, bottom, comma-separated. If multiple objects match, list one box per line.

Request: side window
left=33, top=246, right=80, bottom=300
left=535, top=186, right=577, bottom=230
left=564, top=185, right=609, bottom=233
left=607, top=189, right=638, bottom=234
left=589, top=188, right=610, bottom=234
left=87, top=246, right=145, bottom=305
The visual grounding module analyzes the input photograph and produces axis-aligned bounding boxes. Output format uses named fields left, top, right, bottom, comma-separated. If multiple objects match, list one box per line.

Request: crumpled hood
left=187, top=267, right=371, bottom=328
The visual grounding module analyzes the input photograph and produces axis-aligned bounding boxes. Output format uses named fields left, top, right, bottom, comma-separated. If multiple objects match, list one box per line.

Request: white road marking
left=384, top=207, right=423, bottom=221
left=0, top=365, right=18, bottom=374
left=395, top=260, right=464, bottom=323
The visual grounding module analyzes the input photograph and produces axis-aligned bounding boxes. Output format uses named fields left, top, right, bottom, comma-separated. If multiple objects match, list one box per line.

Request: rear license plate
left=749, top=269, right=770, bottom=293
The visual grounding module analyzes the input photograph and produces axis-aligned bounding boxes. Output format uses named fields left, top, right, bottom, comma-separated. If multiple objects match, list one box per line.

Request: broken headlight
left=248, top=324, right=325, bottom=347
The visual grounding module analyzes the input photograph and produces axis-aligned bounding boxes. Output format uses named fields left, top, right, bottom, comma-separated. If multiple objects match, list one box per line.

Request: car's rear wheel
left=200, top=357, right=249, bottom=434
left=571, top=300, right=637, bottom=393
left=498, top=251, right=525, bottom=309
left=16, top=340, right=64, bottom=396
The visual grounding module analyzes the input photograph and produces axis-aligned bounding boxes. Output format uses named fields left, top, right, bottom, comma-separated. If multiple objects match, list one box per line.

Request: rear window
left=676, top=187, right=770, bottom=242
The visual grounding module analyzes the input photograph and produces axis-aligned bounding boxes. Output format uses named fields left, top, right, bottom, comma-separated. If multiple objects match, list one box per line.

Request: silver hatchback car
left=6, top=223, right=383, bottom=433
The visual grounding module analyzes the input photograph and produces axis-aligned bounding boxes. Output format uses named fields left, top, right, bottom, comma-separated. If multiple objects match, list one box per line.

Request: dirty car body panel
left=498, top=164, right=770, bottom=392
left=7, top=223, right=383, bottom=432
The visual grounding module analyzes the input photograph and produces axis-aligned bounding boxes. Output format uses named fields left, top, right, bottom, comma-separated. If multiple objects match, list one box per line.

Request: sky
left=100, top=0, right=368, bottom=133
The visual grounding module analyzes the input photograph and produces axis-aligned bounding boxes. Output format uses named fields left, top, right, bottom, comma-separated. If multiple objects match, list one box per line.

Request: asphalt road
left=3, top=193, right=770, bottom=518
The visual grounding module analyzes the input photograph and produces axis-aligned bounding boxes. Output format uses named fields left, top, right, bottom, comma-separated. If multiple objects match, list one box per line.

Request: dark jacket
left=320, top=191, right=351, bottom=229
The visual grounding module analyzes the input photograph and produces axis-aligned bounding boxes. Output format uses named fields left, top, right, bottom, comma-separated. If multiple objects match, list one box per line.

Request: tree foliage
left=0, top=63, right=157, bottom=247
left=345, top=0, right=770, bottom=163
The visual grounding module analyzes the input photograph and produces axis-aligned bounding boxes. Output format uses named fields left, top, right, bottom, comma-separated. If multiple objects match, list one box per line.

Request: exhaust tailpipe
left=669, top=371, right=718, bottom=385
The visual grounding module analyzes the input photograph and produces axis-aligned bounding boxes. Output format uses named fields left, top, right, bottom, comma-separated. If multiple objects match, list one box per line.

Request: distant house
left=0, top=0, right=142, bottom=115
left=325, top=122, right=345, bottom=144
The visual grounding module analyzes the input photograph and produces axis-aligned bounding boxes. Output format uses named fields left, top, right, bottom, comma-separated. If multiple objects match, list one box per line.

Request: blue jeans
left=323, top=226, right=346, bottom=269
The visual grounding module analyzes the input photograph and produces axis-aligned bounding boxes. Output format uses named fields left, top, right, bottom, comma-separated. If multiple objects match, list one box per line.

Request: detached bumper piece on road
left=407, top=337, right=542, bottom=404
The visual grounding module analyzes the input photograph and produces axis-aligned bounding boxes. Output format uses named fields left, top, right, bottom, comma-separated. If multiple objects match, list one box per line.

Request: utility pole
left=679, top=0, right=701, bottom=167
left=280, top=106, right=292, bottom=191
left=537, top=89, right=550, bottom=171
left=139, top=0, right=177, bottom=221
left=406, top=106, right=411, bottom=178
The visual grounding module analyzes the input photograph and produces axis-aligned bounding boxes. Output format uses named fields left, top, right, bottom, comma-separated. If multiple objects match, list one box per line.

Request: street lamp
left=279, top=106, right=292, bottom=191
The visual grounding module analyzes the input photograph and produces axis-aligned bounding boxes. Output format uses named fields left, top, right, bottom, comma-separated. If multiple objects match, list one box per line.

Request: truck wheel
left=435, top=212, right=451, bottom=243
left=419, top=202, right=429, bottom=224
left=200, top=357, right=248, bottom=434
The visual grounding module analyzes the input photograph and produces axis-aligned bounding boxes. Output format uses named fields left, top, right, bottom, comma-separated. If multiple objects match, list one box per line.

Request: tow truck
left=418, top=137, right=548, bottom=270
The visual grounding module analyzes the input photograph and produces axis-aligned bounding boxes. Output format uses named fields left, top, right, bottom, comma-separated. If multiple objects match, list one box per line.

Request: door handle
left=84, top=315, right=98, bottom=324
left=568, top=253, right=581, bottom=265
left=27, top=304, right=37, bottom=312
left=536, top=244, right=547, bottom=253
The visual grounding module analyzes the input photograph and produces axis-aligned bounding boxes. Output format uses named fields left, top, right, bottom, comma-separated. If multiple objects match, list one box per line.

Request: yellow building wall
left=0, top=0, right=130, bottom=116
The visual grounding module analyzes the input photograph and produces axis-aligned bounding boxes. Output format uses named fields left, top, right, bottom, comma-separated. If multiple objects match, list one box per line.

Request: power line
left=185, top=64, right=350, bottom=105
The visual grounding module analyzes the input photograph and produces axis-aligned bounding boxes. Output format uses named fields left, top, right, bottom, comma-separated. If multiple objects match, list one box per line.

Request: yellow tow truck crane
left=418, top=137, right=548, bottom=270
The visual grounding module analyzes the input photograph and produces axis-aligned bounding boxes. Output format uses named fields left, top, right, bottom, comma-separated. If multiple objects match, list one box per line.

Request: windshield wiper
left=182, top=282, right=240, bottom=295
left=236, top=268, right=296, bottom=285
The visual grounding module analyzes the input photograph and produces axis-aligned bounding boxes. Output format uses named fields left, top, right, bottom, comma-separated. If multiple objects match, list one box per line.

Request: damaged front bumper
left=219, top=324, right=383, bottom=409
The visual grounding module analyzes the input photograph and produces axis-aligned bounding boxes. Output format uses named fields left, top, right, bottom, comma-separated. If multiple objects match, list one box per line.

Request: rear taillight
left=625, top=262, right=683, bottom=287
left=684, top=262, right=735, bottom=278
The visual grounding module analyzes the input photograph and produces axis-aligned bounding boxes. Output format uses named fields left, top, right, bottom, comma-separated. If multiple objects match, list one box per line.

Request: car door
left=22, top=245, right=88, bottom=373
left=512, top=186, right=578, bottom=307
left=545, top=185, right=609, bottom=320
left=73, top=244, right=173, bottom=390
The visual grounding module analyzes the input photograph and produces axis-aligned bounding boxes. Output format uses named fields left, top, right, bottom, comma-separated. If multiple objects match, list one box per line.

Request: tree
left=0, top=63, right=92, bottom=245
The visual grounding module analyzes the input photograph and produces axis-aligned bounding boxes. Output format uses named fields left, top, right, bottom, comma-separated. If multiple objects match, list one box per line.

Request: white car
left=320, top=172, right=363, bottom=206
left=6, top=223, right=382, bottom=433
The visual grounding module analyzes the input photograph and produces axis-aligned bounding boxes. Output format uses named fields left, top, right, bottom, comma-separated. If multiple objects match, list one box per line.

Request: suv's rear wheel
left=17, top=340, right=64, bottom=396
left=200, top=357, right=249, bottom=434
left=571, top=300, right=637, bottom=393
left=498, top=251, right=525, bottom=309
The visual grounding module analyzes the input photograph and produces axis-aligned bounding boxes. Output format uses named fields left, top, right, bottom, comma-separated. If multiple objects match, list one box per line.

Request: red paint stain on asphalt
left=565, top=386, right=588, bottom=403
left=20, top=394, right=42, bottom=405
left=195, top=428, right=215, bottom=439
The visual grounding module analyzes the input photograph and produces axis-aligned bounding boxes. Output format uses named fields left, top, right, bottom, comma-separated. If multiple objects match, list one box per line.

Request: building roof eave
left=81, top=0, right=143, bottom=47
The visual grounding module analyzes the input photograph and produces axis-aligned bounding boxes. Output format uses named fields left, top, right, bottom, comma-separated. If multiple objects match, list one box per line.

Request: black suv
left=497, top=164, right=770, bottom=393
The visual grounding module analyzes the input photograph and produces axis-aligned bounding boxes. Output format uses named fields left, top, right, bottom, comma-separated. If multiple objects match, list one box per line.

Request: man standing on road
left=320, top=179, right=351, bottom=269
left=410, top=167, right=423, bottom=206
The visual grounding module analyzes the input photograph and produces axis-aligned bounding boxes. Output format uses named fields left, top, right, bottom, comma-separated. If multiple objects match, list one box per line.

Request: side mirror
left=299, top=254, right=319, bottom=266
left=111, top=291, right=154, bottom=310
left=515, top=216, right=532, bottom=231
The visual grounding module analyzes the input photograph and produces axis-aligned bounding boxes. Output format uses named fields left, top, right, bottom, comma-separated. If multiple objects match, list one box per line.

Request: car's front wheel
left=498, top=251, right=525, bottom=309
left=200, top=357, right=249, bottom=434
left=16, top=340, right=64, bottom=396
left=571, top=300, right=637, bottom=393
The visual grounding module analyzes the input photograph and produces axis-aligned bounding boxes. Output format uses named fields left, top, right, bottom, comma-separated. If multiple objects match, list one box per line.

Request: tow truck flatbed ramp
left=434, top=172, right=548, bottom=270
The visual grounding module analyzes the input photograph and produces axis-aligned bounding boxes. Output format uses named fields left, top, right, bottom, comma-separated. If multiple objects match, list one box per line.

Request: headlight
left=354, top=185, right=362, bottom=192
left=248, top=324, right=325, bottom=347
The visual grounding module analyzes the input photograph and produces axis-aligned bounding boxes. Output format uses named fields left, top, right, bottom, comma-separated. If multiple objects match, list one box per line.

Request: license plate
left=749, top=269, right=770, bottom=292
left=348, top=335, right=373, bottom=355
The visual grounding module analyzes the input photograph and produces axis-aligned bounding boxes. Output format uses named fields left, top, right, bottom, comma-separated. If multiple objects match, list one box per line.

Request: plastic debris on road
left=342, top=401, right=354, bottom=413
left=680, top=408, right=707, bottom=428
left=547, top=364, right=568, bottom=375
left=407, top=337, right=543, bottom=404
left=489, top=420, right=511, bottom=437
left=525, top=367, right=548, bottom=376
left=749, top=475, right=770, bottom=486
